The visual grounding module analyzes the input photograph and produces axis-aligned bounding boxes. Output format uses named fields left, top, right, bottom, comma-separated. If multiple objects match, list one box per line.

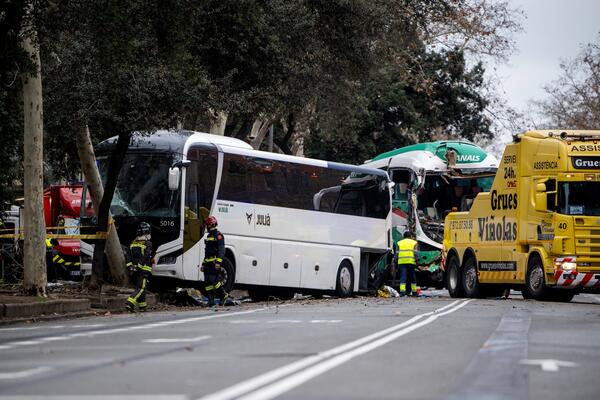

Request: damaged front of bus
left=364, top=141, right=498, bottom=287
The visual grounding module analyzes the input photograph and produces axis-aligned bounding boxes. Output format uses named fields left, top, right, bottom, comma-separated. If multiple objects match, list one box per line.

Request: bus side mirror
left=168, top=160, right=191, bottom=190
left=168, top=167, right=180, bottom=191
left=535, top=183, right=547, bottom=212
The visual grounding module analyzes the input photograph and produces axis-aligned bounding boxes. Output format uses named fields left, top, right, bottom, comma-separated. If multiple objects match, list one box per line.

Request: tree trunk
left=90, top=131, right=131, bottom=289
left=207, top=108, right=228, bottom=135
left=75, top=126, right=128, bottom=291
left=21, top=25, right=47, bottom=296
left=249, top=118, right=272, bottom=150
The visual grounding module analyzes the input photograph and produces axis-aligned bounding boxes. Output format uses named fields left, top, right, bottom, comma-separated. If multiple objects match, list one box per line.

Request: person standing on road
left=397, top=231, right=419, bottom=297
left=125, top=222, right=153, bottom=312
left=201, top=216, right=228, bottom=306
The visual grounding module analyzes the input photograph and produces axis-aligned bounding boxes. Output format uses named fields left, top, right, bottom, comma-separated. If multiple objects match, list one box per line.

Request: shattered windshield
left=98, top=153, right=180, bottom=218
left=558, top=182, right=600, bottom=216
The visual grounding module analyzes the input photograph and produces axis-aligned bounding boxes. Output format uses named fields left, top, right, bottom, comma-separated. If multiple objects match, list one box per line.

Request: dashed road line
left=143, top=335, right=211, bottom=344
left=0, top=307, right=277, bottom=352
left=0, top=367, right=51, bottom=380
left=0, top=396, right=189, bottom=399
left=197, top=299, right=471, bottom=400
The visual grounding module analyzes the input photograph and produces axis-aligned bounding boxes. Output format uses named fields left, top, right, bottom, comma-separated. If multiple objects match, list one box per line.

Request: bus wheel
left=335, top=260, right=354, bottom=298
left=221, top=256, right=235, bottom=293
left=525, top=256, right=548, bottom=301
left=446, top=255, right=464, bottom=298
left=461, top=257, right=481, bottom=298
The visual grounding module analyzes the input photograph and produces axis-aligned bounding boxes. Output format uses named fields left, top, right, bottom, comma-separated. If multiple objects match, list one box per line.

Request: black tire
left=461, top=257, right=481, bottom=298
left=548, top=289, right=576, bottom=303
left=248, top=287, right=270, bottom=302
left=525, top=255, right=549, bottom=301
left=274, top=288, right=296, bottom=300
left=221, top=256, right=235, bottom=293
left=335, top=260, right=354, bottom=297
left=445, top=255, right=464, bottom=298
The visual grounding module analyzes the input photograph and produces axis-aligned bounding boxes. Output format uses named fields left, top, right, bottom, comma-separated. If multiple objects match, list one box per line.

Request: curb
left=0, top=299, right=91, bottom=319
left=85, top=293, right=157, bottom=311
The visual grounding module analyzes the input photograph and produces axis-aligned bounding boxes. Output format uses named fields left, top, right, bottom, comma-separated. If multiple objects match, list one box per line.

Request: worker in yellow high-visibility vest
left=397, top=231, right=419, bottom=297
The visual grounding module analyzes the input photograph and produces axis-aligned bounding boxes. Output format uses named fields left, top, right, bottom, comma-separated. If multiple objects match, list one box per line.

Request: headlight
left=561, top=262, right=577, bottom=271
left=554, top=257, right=577, bottom=271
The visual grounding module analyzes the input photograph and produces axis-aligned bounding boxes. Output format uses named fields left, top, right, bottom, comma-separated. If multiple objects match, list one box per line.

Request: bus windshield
left=98, top=153, right=179, bottom=218
left=558, top=181, right=600, bottom=216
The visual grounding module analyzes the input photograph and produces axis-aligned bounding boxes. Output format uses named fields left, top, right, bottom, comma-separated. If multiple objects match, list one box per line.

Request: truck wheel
left=461, top=257, right=481, bottom=298
left=335, top=260, right=354, bottom=297
left=446, top=255, right=464, bottom=298
left=525, top=256, right=548, bottom=301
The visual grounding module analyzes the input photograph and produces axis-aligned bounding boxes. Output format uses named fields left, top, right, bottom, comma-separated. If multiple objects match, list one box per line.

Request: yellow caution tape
left=0, top=232, right=107, bottom=240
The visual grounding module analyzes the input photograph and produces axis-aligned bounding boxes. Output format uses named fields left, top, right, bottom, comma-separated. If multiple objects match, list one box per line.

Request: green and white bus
left=364, top=141, right=498, bottom=287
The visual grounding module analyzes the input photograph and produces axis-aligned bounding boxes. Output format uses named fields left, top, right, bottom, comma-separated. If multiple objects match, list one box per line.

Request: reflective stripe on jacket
left=397, top=238, right=417, bottom=265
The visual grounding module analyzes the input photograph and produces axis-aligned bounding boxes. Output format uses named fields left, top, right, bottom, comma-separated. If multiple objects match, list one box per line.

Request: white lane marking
left=0, top=367, right=51, bottom=380
left=0, top=396, right=189, bottom=399
left=39, top=336, right=71, bottom=342
left=266, top=320, right=302, bottom=324
left=229, top=320, right=342, bottom=324
left=143, top=335, right=211, bottom=344
left=0, top=325, right=64, bottom=332
left=197, top=299, right=466, bottom=400
left=10, top=341, right=42, bottom=346
left=0, top=307, right=276, bottom=352
left=71, top=324, right=105, bottom=328
left=237, top=300, right=473, bottom=400
left=520, top=359, right=579, bottom=372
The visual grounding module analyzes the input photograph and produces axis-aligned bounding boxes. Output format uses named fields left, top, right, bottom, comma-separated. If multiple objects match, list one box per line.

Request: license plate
left=70, top=270, right=81, bottom=276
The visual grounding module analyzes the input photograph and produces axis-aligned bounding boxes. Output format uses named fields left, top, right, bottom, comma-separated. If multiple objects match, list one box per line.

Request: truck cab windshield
left=558, top=181, right=600, bottom=216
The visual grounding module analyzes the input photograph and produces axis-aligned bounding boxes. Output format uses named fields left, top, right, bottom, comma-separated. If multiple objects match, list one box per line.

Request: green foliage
left=0, top=0, right=520, bottom=207
left=306, top=49, right=492, bottom=164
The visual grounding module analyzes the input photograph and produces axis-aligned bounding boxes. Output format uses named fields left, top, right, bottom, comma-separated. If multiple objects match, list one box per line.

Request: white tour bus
left=80, top=130, right=392, bottom=299
left=363, top=140, right=498, bottom=287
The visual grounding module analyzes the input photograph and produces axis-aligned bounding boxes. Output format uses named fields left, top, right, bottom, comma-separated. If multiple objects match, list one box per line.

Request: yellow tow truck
left=443, top=130, right=600, bottom=302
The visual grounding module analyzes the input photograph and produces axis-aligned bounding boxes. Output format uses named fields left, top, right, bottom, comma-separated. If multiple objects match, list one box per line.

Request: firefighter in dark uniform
left=45, top=238, right=81, bottom=281
left=125, top=222, right=153, bottom=312
left=201, top=216, right=227, bottom=306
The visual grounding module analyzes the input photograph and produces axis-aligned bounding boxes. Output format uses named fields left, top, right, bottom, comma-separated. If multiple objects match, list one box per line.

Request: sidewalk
left=0, top=289, right=157, bottom=325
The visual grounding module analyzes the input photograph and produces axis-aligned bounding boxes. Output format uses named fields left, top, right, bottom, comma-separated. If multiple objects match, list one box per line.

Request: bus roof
left=97, top=129, right=389, bottom=180
left=96, top=130, right=253, bottom=156
left=365, top=140, right=498, bottom=172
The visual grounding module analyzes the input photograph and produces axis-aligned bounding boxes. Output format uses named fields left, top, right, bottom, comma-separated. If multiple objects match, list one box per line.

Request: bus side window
left=336, top=190, right=366, bottom=217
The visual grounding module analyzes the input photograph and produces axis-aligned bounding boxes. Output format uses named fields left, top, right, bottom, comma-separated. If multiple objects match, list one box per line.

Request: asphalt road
left=0, top=291, right=599, bottom=400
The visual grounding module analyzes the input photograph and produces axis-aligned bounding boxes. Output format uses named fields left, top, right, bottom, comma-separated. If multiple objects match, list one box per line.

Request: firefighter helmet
left=137, top=221, right=151, bottom=237
left=205, top=216, right=218, bottom=229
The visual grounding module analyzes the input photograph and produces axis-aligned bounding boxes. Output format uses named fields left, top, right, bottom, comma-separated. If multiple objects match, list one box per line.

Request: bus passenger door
left=182, top=146, right=218, bottom=281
